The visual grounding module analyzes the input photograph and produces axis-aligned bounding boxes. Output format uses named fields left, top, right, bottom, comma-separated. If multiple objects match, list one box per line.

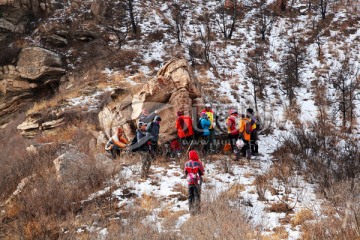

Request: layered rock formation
left=0, top=47, right=65, bottom=126
left=99, top=58, right=202, bottom=144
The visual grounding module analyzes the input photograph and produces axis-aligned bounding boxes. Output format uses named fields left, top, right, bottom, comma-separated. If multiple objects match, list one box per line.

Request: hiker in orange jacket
left=238, top=109, right=255, bottom=160
left=176, top=111, right=194, bottom=149
left=105, top=128, right=129, bottom=159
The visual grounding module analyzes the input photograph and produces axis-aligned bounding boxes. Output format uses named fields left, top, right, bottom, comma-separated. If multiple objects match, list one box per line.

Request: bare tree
left=171, top=2, right=187, bottom=45
left=329, top=57, right=360, bottom=129
left=319, top=0, right=328, bottom=19
left=197, top=12, right=213, bottom=64
left=127, top=0, right=139, bottom=35
left=95, top=0, right=129, bottom=49
left=244, top=46, right=270, bottom=112
left=279, top=33, right=306, bottom=106
left=215, top=0, right=242, bottom=40
left=257, top=0, right=276, bottom=41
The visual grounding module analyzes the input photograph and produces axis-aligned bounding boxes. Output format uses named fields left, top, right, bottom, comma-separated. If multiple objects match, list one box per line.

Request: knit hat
left=177, top=111, right=184, bottom=117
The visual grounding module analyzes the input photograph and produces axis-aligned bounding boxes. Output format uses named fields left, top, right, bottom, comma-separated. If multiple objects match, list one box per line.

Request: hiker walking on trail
left=136, top=122, right=153, bottom=178
left=238, top=109, right=255, bottom=160
left=226, top=109, right=239, bottom=153
left=184, top=150, right=204, bottom=215
left=146, top=115, right=161, bottom=154
left=176, top=111, right=194, bottom=150
left=201, top=103, right=216, bottom=152
left=105, top=128, right=129, bottom=159
left=199, top=112, right=211, bottom=153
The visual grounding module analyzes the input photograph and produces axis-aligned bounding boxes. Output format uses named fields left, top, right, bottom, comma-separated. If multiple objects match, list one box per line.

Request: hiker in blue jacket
left=199, top=112, right=211, bottom=153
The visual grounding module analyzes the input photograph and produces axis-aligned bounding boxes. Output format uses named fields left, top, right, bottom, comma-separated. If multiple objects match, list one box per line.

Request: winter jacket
left=200, top=117, right=211, bottom=136
left=239, top=117, right=252, bottom=141
left=184, top=150, right=204, bottom=185
left=106, top=133, right=129, bottom=150
left=176, top=115, right=194, bottom=138
left=146, top=120, right=160, bottom=142
left=136, top=129, right=150, bottom=152
left=200, top=109, right=215, bottom=129
left=139, top=112, right=156, bottom=124
left=226, top=115, right=239, bottom=135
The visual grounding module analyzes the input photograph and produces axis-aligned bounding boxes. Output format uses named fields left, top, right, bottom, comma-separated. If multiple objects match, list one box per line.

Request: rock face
left=0, top=47, right=66, bottom=126
left=99, top=58, right=202, bottom=144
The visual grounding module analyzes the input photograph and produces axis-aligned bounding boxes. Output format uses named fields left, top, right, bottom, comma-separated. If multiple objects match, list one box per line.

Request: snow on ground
left=94, top=127, right=322, bottom=239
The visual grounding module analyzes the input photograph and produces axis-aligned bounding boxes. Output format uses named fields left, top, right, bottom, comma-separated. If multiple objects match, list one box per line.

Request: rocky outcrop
left=53, top=149, right=114, bottom=184
left=99, top=58, right=201, bottom=144
left=0, top=47, right=65, bottom=126
left=0, top=0, right=61, bottom=43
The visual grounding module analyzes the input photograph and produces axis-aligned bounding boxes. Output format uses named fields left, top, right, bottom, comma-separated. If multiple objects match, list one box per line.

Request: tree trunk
left=128, top=0, right=137, bottom=35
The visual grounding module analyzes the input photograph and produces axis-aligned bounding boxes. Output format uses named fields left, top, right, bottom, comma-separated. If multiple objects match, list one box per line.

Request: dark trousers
left=250, top=130, right=258, bottom=154
left=228, top=133, right=239, bottom=151
left=241, top=140, right=251, bottom=159
left=188, top=184, right=201, bottom=215
left=180, top=135, right=193, bottom=150
left=209, top=128, right=215, bottom=151
left=201, top=135, right=210, bottom=154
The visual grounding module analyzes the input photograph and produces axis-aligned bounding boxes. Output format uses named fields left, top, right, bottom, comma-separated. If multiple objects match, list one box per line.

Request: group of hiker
left=105, top=104, right=261, bottom=215
left=175, top=105, right=260, bottom=160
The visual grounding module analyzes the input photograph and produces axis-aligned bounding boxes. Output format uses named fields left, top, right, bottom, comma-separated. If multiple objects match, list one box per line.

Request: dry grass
left=291, top=208, right=314, bottom=227
left=180, top=192, right=256, bottom=239
left=267, top=202, right=293, bottom=213
left=219, top=183, right=246, bottom=200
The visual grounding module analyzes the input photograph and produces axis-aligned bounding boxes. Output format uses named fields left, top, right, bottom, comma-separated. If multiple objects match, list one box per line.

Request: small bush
left=291, top=209, right=314, bottom=227
left=147, top=30, right=165, bottom=42
left=253, top=174, right=270, bottom=201
left=267, top=202, right=293, bottom=213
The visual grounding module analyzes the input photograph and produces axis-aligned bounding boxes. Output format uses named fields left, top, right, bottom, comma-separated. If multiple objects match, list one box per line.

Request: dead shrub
left=147, top=30, right=165, bottom=42
left=291, top=208, right=314, bottom=227
left=253, top=174, right=270, bottom=201
left=267, top=202, right=293, bottom=213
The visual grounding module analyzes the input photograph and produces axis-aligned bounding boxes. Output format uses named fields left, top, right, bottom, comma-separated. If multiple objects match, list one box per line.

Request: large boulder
left=53, top=149, right=114, bottom=185
left=99, top=58, right=202, bottom=144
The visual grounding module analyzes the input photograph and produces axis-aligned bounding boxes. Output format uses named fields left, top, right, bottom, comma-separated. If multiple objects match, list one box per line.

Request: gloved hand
left=155, top=109, right=159, bottom=114
left=213, top=122, right=216, bottom=128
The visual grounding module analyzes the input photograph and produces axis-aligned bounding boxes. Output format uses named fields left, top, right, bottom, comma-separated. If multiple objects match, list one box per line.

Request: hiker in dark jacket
left=146, top=115, right=161, bottom=153
left=136, top=122, right=152, bottom=178
left=184, top=150, right=204, bottom=215
left=139, top=108, right=158, bottom=124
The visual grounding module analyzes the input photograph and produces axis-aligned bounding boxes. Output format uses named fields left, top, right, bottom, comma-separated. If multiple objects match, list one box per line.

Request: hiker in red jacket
left=226, top=109, right=239, bottom=152
left=176, top=111, right=194, bottom=150
left=184, top=150, right=204, bottom=215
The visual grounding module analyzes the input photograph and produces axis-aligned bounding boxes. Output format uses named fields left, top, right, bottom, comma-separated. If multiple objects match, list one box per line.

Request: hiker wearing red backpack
left=175, top=111, right=194, bottom=150
left=238, top=109, right=256, bottom=160
left=184, top=150, right=204, bottom=215
left=226, top=109, right=239, bottom=153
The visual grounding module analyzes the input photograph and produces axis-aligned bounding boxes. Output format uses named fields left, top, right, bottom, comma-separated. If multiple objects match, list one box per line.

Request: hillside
left=1, top=0, right=360, bottom=239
